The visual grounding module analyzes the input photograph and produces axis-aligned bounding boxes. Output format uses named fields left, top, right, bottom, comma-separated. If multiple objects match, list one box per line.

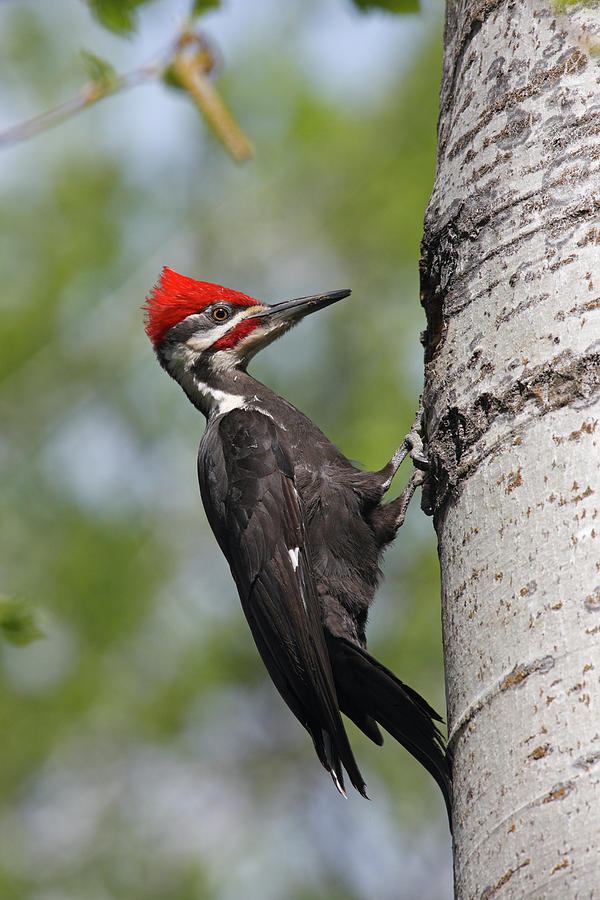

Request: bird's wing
left=198, top=408, right=366, bottom=797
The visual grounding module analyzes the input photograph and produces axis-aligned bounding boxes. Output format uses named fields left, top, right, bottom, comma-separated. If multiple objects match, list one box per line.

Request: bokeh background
left=0, top=1, right=451, bottom=897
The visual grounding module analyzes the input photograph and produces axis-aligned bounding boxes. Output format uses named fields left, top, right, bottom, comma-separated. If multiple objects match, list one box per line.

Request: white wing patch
left=289, top=547, right=308, bottom=613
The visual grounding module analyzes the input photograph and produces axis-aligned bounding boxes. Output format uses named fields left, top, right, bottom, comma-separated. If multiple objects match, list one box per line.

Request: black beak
left=248, top=289, right=351, bottom=324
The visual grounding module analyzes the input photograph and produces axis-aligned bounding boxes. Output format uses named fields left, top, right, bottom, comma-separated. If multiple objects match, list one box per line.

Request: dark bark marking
left=584, top=586, right=600, bottom=612
left=573, top=750, right=600, bottom=772
left=480, top=859, right=531, bottom=900
left=519, top=579, right=536, bottom=596
left=541, top=780, right=574, bottom=803
left=428, top=350, right=600, bottom=512
left=555, top=296, right=600, bottom=320
left=543, top=105, right=600, bottom=154
left=496, top=293, right=547, bottom=326
left=447, top=49, right=588, bottom=162
left=527, top=743, right=551, bottom=760
left=421, top=185, right=599, bottom=366
left=500, top=655, right=555, bottom=691
left=448, top=653, right=555, bottom=751
left=439, top=2, right=496, bottom=154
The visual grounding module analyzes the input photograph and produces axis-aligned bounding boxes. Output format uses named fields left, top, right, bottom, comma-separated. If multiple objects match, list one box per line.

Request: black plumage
left=197, top=383, right=450, bottom=818
left=146, top=272, right=452, bottom=821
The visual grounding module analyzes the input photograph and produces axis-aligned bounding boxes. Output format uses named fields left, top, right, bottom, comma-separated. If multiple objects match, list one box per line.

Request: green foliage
left=87, top=0, right=158, bottom=34
left=191, top=0, right=221, bottom=16
left=87, top=0, right=220, bottom=33
left=162, top=61, right=185, bottom=91
left=0, top=597, right=44, bottom=645
left=351, top=0, right=419, bottom=12
left=80, top=49, right=117, bottom=86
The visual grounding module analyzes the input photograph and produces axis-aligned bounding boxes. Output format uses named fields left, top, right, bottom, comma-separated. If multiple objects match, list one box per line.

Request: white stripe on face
left=184, top=315, right=243, bottom=352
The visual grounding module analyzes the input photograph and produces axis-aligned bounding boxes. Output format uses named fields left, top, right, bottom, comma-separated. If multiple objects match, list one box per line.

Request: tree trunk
left=420, top=1, right=600, bottom=896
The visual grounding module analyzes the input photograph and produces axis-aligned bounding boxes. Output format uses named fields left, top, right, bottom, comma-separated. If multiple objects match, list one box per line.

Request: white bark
left=421, top=1, right=600, bottom=896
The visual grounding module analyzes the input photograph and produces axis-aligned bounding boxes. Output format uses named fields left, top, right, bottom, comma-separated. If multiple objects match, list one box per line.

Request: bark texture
left=421, top=1, right=600, bottom=896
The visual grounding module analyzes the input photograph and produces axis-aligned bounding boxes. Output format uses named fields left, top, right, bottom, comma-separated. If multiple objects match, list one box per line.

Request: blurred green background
left=0, top=1, right=450, bottom=897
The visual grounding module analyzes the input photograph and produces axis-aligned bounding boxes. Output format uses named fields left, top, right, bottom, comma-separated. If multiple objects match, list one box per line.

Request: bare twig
left=0, top=58, right=166, bottom=148
left=0, top=29, right=253, bottom=164
left=172, top=34, right=253, bottom=163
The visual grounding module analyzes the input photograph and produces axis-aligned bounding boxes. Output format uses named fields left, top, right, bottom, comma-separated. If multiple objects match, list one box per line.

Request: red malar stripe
left=212, top=317, right=262, bottom=350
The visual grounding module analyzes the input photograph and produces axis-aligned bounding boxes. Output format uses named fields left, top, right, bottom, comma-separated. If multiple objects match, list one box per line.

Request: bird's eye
left=212, top=307, right=230, bottom=322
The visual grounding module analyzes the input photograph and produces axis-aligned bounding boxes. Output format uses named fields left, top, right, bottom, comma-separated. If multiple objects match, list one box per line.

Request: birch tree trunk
left=420, top=1, right=600, bottom=896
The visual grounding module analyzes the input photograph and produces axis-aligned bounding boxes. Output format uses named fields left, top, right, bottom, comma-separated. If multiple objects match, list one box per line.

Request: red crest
left=143, top=267, right=259, bottom=346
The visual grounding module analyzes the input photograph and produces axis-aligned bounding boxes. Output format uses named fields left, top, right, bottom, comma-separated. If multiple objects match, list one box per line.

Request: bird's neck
left=176, top=359, right=265, bottom=419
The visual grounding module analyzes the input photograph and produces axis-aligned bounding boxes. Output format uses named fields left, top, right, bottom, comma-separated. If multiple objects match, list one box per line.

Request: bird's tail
left=327, top=635, right=452, bottom=824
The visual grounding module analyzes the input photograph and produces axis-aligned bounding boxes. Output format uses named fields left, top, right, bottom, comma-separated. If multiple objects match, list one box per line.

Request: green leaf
left=351, top=0, right=419, bottom=12
left=191, top=0, right=220, bottom=16
left=162, top=63, right=185, bottom=92
left=81, top=50, right=117, bottom=87
left=0, top=597, right=44, bottom=646
left=87, top=0, right=157, bottom=35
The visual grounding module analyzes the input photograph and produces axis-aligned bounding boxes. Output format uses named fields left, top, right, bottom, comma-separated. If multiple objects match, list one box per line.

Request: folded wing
left=198, top=408, right=366, bottom=797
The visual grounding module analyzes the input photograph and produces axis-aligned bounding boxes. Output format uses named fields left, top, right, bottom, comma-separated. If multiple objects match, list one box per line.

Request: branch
left=171, top=35, right=253, bottom=163
left=0, top=59, right=163, bottom=148
left=0, top=30, right=253, bottom=164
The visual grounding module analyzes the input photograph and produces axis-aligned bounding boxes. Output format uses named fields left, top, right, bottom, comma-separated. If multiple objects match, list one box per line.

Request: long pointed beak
left=248, top=289, right=351, bottom=325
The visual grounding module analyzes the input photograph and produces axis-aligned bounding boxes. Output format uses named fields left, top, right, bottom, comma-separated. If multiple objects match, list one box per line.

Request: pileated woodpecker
left=144, top=267, right=451, bottom=818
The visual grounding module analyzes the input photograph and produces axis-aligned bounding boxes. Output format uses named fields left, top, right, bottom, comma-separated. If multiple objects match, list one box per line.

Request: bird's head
left=144, top=267, right=351, bottom=378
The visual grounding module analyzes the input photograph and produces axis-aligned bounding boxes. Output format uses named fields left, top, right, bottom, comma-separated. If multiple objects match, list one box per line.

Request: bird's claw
left=404, top=429, right=429, bottom=471
left=403, top=397, right=429, bottom=471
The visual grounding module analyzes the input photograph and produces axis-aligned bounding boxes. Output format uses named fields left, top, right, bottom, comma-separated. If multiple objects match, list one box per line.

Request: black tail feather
left=344, top=710, right=384, bottom=746
left=327, top=635, right=452, bottom=824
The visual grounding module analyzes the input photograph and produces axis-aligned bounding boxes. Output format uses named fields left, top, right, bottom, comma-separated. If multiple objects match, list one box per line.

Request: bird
left=144, top=266, right=451, bottom=820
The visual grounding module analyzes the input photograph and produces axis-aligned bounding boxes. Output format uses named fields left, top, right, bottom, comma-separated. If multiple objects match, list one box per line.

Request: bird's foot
left=392, top=468, right=425, bottom=531
left=370, top=465, right=425, bottom=542
left=401, top=424, right=428, bottom=471
left=403, top=395, right=428, bottom=470
left=380, top=398, right=429, bottom=492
